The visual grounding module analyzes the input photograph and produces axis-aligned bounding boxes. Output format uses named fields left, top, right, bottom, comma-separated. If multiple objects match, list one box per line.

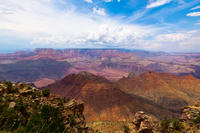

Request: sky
left=0, top=0, right=200, bottom=53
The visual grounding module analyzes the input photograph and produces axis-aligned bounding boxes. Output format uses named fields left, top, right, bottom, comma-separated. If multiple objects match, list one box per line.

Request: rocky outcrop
left=133, top=111, right=159, bottom=133
left=180, top=106, right=200, bottom=131
left=180, top=106, right=200, bottom=122
left=0, top=81, right=93, bottom=133
left=131, top=106, right=200, bottom=133
left=62, top=100, right=87, bottom=132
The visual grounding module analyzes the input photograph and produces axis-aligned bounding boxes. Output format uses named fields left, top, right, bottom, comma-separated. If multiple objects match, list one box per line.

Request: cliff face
left=0, top=81, right=91, bottom=133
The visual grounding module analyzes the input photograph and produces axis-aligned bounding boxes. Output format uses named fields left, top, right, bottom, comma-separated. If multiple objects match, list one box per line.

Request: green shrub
left=15, top=126, right=26, bottom=133
left=58, top=98, right=64, bottom=106
left=4, top=81, right=12, bottom=89
left=191, top=116, right=200, bottom=124
left=123, top=125, right=130, bottom=133
left=15, top=98, right=29, bottom=118
left=32, top=91, right=41, bottom=98
left=0, top=108, right=26, bottom=131
left=161, top=116, right=171, bottom=132
left=66, top=97, right=71, bottom=103
left=42, top=89, right=50, bottom=97
left=25, top=112, right=42, bottom=133
left=68, top=115, right=76, bottom=127
left=26, top=105, right=65, bottom=133
left=172, top=118, right=184, bottom=131
left=4, top=81, right=16, bottom=93
left=27, top=87, right=32, bottom=90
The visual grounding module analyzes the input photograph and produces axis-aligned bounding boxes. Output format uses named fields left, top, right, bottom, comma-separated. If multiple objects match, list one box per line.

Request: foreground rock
left=133, top=111, right=159, bottom=133
left=132, top=106, right=200, bottom=133
left=181, top=106, right=200, bottom=122
left=180, top=106, right=200, bottom=132
left=0, top=81, right=96, bottom=133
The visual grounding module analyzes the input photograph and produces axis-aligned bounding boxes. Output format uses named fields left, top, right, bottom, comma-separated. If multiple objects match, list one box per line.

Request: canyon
left=1, top=48, right=200, bottom=88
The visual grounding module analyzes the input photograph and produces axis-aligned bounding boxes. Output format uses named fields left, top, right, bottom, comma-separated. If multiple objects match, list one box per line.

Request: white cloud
left=140, top=31, right=200, bottom=52
left=0, top=0, right=158, bottom=48
left=93, top=7, right=106, bottom=16
left=187, top=12, right=200, bottom=17
left=104, top=0, right=112, bottom=2
left=155, top=33, right=191, bottom=42
left=104, top=0, right=120, bottom=3
left=84, top=0, right=92, bottom=3
left=191, top=5, right=200, bottom=10
left=146, top=0, right=171, bottom=9
left=0, top=10, right=13, bottom=15
left=1, top=0, right=199, bottom=52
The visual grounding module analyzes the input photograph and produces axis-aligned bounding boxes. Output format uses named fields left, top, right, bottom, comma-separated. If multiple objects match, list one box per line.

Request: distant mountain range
left=1, top=48, right=200, bottom=88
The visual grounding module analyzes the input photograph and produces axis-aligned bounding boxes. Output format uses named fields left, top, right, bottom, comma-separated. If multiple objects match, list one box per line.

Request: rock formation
left=132, top=111, right=159, bottom=133
left=0, top=81, right=95, bottom=133
left=131, top=106, right=200, bottom=133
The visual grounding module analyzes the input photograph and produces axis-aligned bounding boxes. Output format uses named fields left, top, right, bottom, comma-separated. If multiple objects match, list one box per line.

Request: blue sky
left=0, top=0, right=200, bottom=53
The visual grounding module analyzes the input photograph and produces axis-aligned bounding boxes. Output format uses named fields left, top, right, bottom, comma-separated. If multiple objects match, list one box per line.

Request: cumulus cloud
left=93, top=7, right=106, bottom=16
left=187, top=12, right=200, bottom=17
left=0, top=0, right=159, bottom=49
left=146, top=0, right=171, bottom=8
left=32, top=22, right=155, bottom=48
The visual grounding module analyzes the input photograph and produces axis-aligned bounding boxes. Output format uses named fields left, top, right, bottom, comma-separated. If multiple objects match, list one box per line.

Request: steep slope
left=46, top=72, right=173, bottom=121
left=117, top=72, right=200, bottom=113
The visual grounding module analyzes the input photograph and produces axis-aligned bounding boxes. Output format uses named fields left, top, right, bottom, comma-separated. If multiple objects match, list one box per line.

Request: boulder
left=133, top=111, right=159, bottom=133
left=18, top=88, right=35, bottom=95
left=9, top=102, right=16, bottom=108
